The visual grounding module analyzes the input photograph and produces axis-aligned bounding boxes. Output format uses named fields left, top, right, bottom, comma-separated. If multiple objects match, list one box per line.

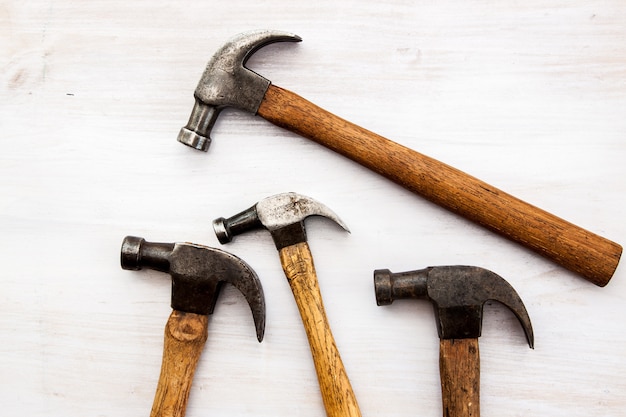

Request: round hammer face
left=256, top=192, right=350, bottom=232
left=120, top=236, right=145, bottom=271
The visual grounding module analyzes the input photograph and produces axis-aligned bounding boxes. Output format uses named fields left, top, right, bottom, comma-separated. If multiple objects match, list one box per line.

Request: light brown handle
left=439, top=338, right=480, bottom=417
left=258, top=85, right=622, bottom=286
left=150, top=310, right=209, bottom=417
left=279, top=242, right=362, bottom=417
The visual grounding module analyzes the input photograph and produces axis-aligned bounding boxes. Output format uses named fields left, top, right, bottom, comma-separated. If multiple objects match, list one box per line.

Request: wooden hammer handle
left=258, top=85, right=622, bottom=286
left=279, top=242, right=362, bottom=417
left=150, top=310, right=209, bottom=417
left=439, top=338, right=480, bottom=417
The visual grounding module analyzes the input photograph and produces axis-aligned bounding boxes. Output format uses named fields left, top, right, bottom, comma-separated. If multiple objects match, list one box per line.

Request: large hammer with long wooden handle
left=177, top=29, right=622, bottom=286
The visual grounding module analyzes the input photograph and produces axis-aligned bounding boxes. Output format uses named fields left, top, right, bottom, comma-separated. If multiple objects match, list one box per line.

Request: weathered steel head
left=374, top=266, right=533, bottom=347
left=213, top=192, right=349, bottom=250
left=177, top=29, right=302, bottom=151
left=120, top=236, right=265, bottom=341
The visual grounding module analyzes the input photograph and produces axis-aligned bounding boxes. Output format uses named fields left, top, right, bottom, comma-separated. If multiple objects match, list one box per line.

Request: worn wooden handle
left=259, top=85, right=622, bottom=286
left=439, top=338, right=480, bottom=417
left=279, top=242, right=362, bottom=417
left=150, top=310, right=209, bottom=417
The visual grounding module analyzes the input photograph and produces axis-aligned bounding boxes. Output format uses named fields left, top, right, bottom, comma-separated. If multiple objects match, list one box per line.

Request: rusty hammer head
left=120, top=236, right=265, bottom=341
left=212, top=192, right=349, bottom=250
left=177, top=29, right=301, bottom=151
left=374, top=266, right=533, bottom=347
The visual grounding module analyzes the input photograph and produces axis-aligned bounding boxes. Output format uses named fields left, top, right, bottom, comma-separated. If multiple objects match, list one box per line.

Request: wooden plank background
left=1, top=1, right=625, bottom=416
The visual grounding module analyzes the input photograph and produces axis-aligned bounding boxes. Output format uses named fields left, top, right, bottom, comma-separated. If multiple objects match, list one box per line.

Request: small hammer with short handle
left=178, top=29, right=621, bottom=286
left=375, top=266, right=534, bottom=417
left=120, top=236, right=266, bottom=417
left=213, top=192, right=361, bottom=417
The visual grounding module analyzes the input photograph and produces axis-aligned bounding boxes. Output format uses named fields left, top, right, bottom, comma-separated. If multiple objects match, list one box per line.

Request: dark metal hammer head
left=177, top=29, right=302, bottom=151
left=374, top=266, right=533, bottom=348
left=213, top=192, right=349, bottom=250
left=120, top=236, right=265, bottom=341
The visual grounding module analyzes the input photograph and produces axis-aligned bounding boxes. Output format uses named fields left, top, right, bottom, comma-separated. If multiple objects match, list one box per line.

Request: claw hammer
left=120, top=236, right=266, bottom=417
left=375, top=266, right=534, bottom=417
left=177, top=29, right=621, bottom=286
left=213, top=192, right=361, bottom=417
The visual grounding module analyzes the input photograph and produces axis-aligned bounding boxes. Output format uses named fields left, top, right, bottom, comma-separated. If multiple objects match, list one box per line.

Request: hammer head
left=213, top=192, right=349, bottom=250
left=177, top=29, right=302, bottom=151
left=121, top=236, right=265, bottom=341
left=374, top=266, right=533, bottom=348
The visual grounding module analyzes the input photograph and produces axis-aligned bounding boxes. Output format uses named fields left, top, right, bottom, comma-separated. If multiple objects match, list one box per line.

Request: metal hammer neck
left=177, top=99, right=221, bottom=151
left=213, top=205, right=263, bottom=244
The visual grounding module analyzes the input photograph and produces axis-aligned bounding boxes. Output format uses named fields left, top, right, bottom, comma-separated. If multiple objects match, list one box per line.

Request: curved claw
left=256, top=192, right=350, bottom=233
left=195, top=29, right=301, bottom=113
left=206, top=246, right=266, bottom=342
left=484, top=272, right=534, bottom=349
left=221, top=29, right=302, bottom=67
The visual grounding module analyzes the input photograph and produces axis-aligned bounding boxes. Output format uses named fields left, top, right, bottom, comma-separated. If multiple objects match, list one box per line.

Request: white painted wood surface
left=2, top=1, right=625, bottom=416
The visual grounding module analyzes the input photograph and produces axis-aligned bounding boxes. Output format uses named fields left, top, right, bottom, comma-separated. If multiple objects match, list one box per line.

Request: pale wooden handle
left=439, top=338, right=480, bottom=417
left=279, top=242, right=362, bottom=417
left=150, top=310, right=209, bottom=417
left=259, top=85, right=622, bottom=286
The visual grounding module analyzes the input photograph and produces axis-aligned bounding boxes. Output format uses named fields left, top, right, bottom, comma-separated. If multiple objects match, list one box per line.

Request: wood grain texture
left=150, top=311, right=209, bottom=417
left=259, top=85, right=622, bottom=286
left=279, top=242, right=362, bottom=417
left=439, top=338, right=481, bottom=417
left=2, top=2, right=626, bottom=417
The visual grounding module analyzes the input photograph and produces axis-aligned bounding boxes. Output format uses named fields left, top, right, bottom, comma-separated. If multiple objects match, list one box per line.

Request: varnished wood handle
left=279, top=242, right=362, bottom=417
left=439, top=338, right=480, bottom=417
left=150, top=310, right=209, bottom=417
left=258, top=85, right=622, bottom=286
